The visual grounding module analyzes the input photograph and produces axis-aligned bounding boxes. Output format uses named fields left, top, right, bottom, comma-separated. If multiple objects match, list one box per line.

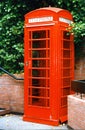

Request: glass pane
left=61, top=97, right=67, bottom=106
left=32, top=98, right=49, bottom=107
left=63, top=41, right=70, bottom=49
left=63, top=31, right=70, bottom=39
left=32, top=40, right=46, bottom=48
left=63, top=69, right=70, bottom=76
left=32, top=79, right=47, bottom=87
left=63, top=50, right=70, bottom=58
left=32, top=30, right=46, bottom=39
left=32, top=50, right=46, bottom=58
left=32, top=69, right=46, bottom=77
left=31, top=88, right=49, bottom=97
left=32, top=60, right=50, bottom=67
left=63, top=59, right=70, bottom=67
left=63, top=78, right=71, bottom=86
left=62, top=88, right=70, bottom=96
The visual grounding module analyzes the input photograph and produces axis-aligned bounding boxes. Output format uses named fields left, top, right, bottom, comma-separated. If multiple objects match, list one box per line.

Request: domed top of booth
left=25, top=7, right=73, bottom=25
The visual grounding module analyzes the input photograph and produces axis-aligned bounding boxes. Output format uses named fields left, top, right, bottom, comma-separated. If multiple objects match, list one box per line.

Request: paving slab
left=0, top=114, right=72, bottom=130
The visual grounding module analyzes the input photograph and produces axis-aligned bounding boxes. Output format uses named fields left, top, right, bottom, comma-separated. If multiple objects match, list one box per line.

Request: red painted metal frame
left=23, top=7, right=74, bottom=126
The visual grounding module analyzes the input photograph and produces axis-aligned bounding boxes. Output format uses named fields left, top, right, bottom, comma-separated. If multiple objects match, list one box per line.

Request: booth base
left=60, top=115, right=67, bottom=123
left=23, top=115, right=59, bottom=126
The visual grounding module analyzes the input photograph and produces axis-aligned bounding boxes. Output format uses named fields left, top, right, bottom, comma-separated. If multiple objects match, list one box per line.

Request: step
left=0, top=108, right=10, bottom=116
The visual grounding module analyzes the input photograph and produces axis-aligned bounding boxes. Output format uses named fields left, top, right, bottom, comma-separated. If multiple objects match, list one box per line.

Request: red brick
left=0, top=74, right=24, bottom=113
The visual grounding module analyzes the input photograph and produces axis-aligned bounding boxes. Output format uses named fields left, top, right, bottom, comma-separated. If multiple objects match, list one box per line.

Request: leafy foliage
left=0, top=0, right=85, bottom=73
left=0, top=1, right=29, bottom=73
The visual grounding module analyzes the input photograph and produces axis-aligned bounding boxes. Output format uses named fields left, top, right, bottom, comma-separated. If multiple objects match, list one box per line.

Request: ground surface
left=0, top=114, right=72, bottom=130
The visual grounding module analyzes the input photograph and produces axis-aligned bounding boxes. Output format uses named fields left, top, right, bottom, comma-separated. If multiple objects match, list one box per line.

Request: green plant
left=0, top=0, right=85, bottom=73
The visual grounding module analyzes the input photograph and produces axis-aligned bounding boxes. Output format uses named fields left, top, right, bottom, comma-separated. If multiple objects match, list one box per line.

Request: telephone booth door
left=59, top=27, right=74, bottom=122
left=23, top=26, right=59, bottom=125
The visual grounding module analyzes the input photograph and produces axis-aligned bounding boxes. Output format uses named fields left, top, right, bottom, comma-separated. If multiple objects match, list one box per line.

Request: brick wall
left=0, top=74, right=24, bottom=113
left=68, top=95, right=85, bottom=129
left=75, top=57, right=85, bottom=80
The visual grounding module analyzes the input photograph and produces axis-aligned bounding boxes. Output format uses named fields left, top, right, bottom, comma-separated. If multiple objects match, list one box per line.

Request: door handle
left=25, top=61, right=31, bottom=67
left=25, top=61, right=29, bottom=66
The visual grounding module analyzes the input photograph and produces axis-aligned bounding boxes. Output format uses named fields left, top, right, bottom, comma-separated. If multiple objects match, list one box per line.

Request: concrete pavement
left=0, top=114, right=72, bottom=130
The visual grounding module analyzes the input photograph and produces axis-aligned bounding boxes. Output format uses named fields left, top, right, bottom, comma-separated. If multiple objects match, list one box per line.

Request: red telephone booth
left=23, top=7, right=74, bottom=126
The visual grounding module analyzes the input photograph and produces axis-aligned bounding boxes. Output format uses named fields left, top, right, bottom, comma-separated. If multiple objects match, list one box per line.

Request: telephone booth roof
left=25, top=7, right=73, bottom=25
